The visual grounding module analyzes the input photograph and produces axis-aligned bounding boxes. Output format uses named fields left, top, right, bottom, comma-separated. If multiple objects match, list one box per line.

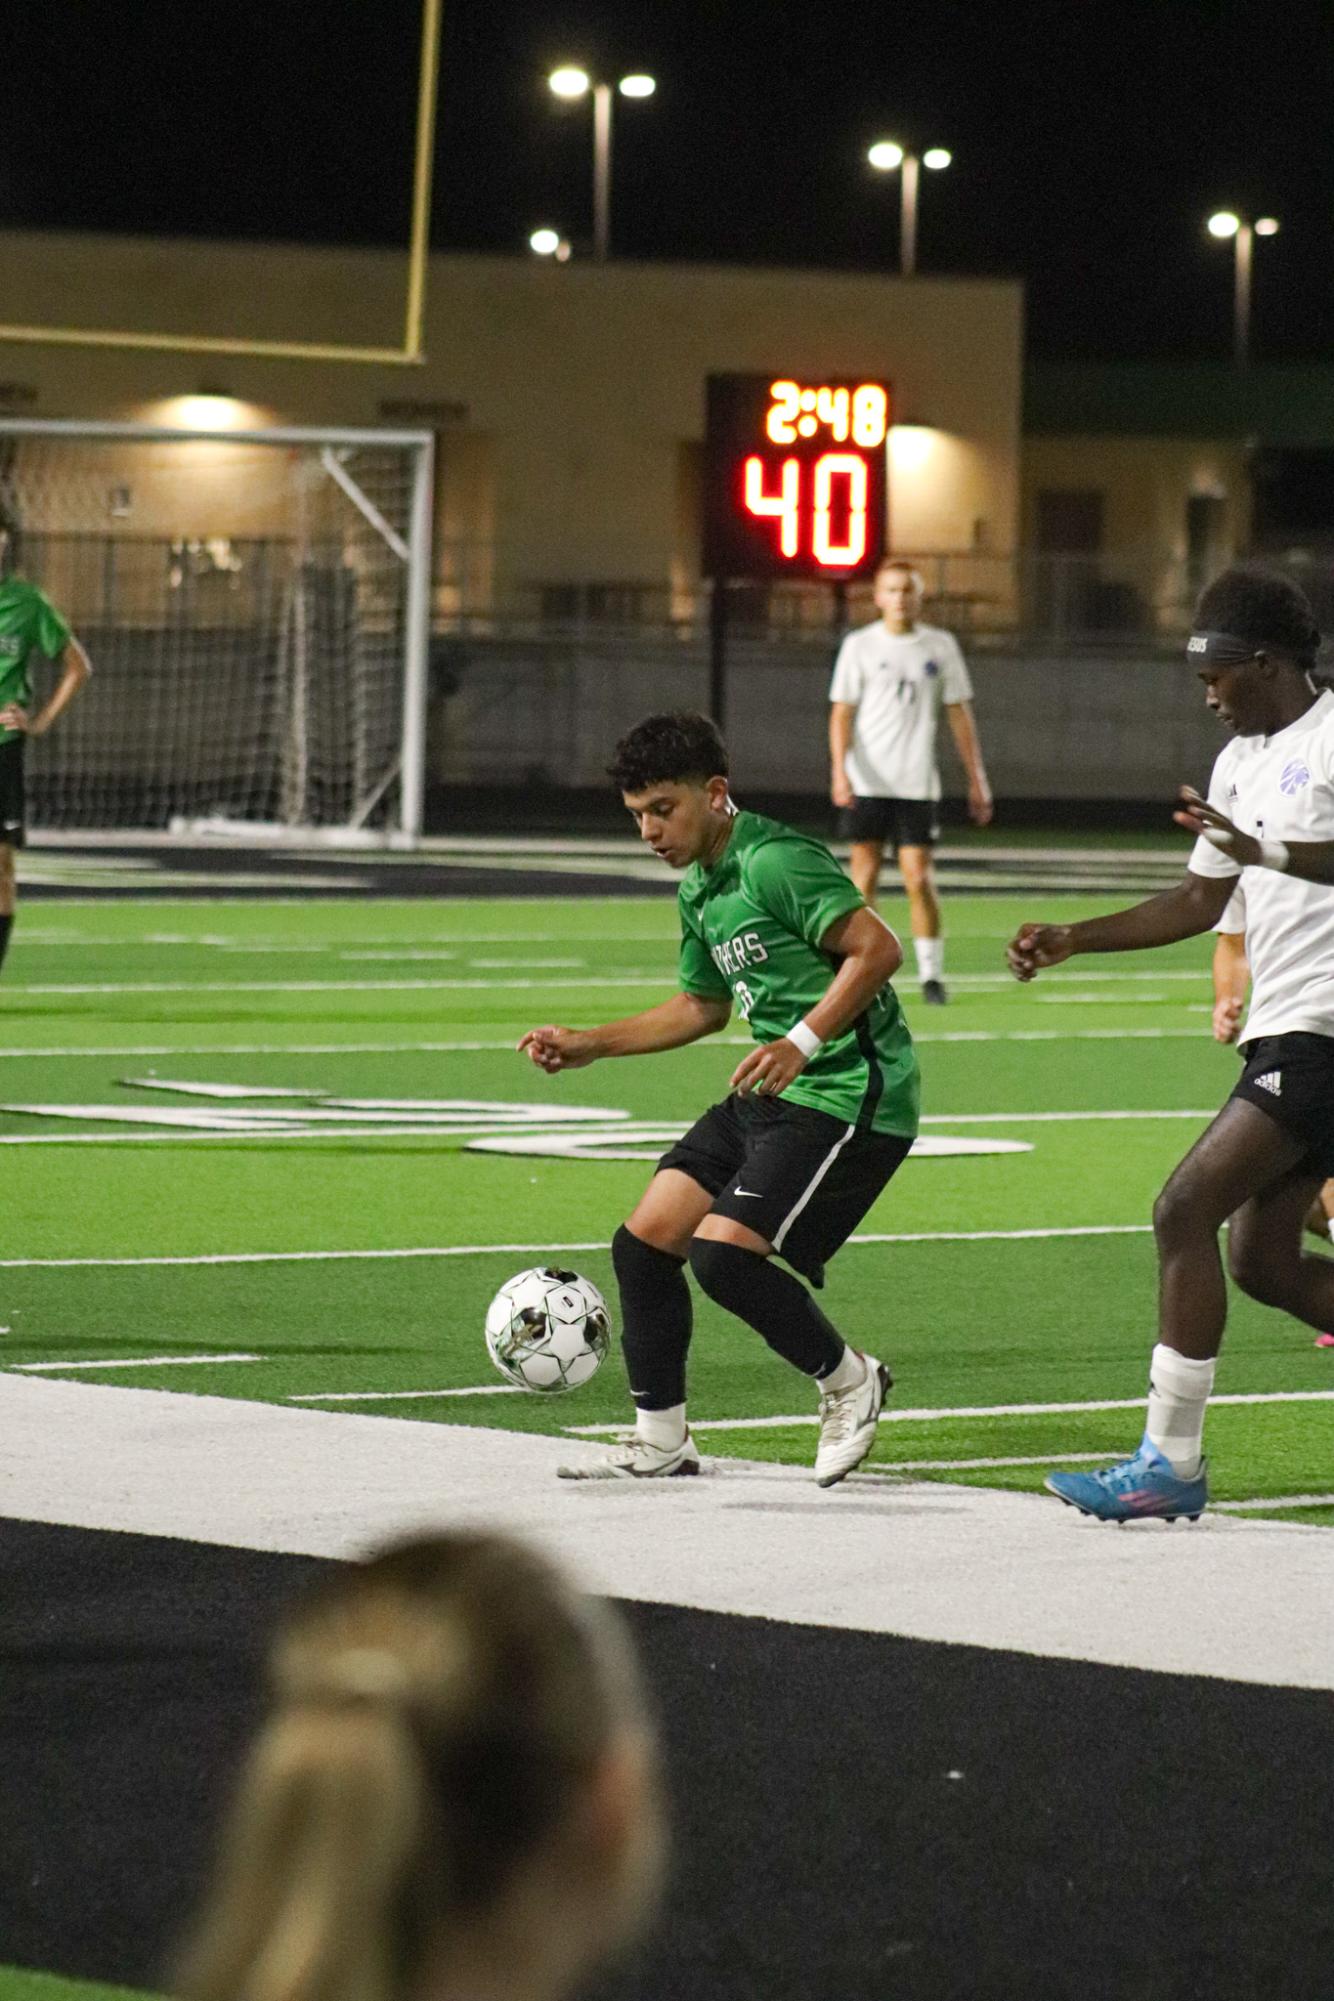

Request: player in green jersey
left=519, top=712, right=919, bottom=1485
left=0, top=556, right=92, bottom=975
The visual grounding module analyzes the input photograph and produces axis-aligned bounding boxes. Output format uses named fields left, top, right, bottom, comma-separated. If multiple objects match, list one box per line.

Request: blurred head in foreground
left=177, top=1531, right=663, bottom=2001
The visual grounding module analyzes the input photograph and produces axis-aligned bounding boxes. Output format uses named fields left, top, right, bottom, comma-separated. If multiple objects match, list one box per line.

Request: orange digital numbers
left=707, top=374, right=889, bottom=580
left=811, top=453, right=869, bottom=566
left=743, top=454, right=800, bottom=557
left=766, top=380, right=887, bottom=449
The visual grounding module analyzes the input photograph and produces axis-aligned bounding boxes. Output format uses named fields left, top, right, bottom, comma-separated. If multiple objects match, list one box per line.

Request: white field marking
left=469, top=957, right=586, bottom=969
left=340, top=950, right=459, bottom=961
left=287, top=1383, right=526, bottom=1402
left=0, top=1223, right=1157, bottom=1271
left=11, top=1353, right=263, bottom=1371
left=1035, top=994, right=1180, bottom=1006
left=2, top=975, right=672, bottom=996
left=0, top=1027, right=1213, bottom=1060
left=1214, top=1494, right=1334, bottom=1513
left=867, top=1452, right=1115, bottom=1472
left=566, top=1389, right=1334, bottom=1435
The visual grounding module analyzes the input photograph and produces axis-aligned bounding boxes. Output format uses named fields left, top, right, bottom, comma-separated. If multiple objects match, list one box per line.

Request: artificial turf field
left=4, top=862, right=1334, bottom=2001
left=1, top=883, right=1331, bottom=1519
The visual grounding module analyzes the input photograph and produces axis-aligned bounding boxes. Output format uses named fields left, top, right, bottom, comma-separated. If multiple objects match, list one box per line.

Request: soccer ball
left=484, top=1266, right=611, bottom=1394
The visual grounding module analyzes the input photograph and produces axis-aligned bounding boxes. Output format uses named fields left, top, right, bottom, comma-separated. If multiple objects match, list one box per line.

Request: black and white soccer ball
left=484, top=1266, right=611, bottom=1393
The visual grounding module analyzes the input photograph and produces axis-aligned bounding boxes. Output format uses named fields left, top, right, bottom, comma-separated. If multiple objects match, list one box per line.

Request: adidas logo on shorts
left=1253, top=1070, right=1283, bottom=1097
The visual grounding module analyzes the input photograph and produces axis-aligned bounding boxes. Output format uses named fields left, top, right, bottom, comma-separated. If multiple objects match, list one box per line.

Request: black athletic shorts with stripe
left=0, top=737, right=24, bottom=847
left=1232, top=1032, right=1334, bottom=1177
left=657, top=1092, right=912, bottom=1287
left=843, top=796, right=939, bottom=848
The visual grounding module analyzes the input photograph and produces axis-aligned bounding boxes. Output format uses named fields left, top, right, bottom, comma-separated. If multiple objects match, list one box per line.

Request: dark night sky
left=8, top=1, right=1334, bottom=363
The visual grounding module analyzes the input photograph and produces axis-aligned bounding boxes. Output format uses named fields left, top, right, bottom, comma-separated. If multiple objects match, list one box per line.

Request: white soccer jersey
left=829, top=621, right=973, bottom=800
left=1215, top=882, right=1246, bottom=935
left=1190, top=688, right=1334, bottom=1042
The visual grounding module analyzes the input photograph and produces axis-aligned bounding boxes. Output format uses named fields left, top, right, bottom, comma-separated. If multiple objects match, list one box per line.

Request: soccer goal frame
left=0, top=417, right=435, bottom=843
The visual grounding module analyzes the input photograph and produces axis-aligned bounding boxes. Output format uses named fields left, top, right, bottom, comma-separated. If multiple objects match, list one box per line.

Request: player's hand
left=0, top=703, right=32, bottom=733
left=1006, top=923, right=1074, bottom=982
left=1212, top=994, right=1244, bottom=1044
left=969, top=778, right=994, bottom=827
left=517, top=1025, right=597, bottom=1073
left=730, top=1037, right=809, bottom=1098
left=831, top=770, right=854, bottom=809
left=1173, top=786, right=1262, bottom=865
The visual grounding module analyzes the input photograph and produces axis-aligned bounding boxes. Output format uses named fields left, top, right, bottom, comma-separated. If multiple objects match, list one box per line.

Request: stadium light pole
left=548, top=66, right=656, bottom=262
left=1207, top=210, right=1279, bottom=368
left=868, top=140, right=952, bottom=275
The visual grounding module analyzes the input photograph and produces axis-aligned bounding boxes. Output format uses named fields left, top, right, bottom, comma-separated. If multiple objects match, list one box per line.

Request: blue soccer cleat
left=1045, top=1440, right=1208, bottom=1523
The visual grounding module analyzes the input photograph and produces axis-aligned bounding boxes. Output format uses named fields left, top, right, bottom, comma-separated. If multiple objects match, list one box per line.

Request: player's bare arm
left=0, top=635, right=92, bottom=736
left=828, top=701, right=856, bottom=808
left=1175, top=784, right=1334, bottom=886
left=945, top=699, right=994, bottom=825
left=731, top=906, right=901, bottom=1095
left=1211, top=930, right=1249, bottom=1043
left=1007, top=871, right=1235, bottom=982
left=518, top=991, right=732, bottom=1073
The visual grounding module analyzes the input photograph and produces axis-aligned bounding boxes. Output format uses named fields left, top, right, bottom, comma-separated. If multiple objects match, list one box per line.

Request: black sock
left=612, top=1224, right=693, bottom=1410
left=0, top=913, right=12, bottom=975
left=688, top=1238, right=845, bottom=1379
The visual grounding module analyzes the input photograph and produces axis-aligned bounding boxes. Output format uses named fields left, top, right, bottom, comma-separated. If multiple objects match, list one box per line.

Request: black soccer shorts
left=0, top=737, right=25, bottom=848
left=657, top=1091, right=912, bottom=1286
left=1232, top=1032, right=1334, bottom=1177
left=843, top=795, right=939, bottom=849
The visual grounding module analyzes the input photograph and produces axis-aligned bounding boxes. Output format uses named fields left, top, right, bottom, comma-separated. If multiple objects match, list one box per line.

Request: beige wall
left=0, top=231, right=1023, bottom=596
left=1022, top=433, right=1252, bottom=622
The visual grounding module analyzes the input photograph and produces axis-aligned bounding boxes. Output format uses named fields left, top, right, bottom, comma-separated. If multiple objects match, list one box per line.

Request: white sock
left=636, top=1403, right=687, bottom=1450
left=1326, top=1217, right=1334, bottom=1244
left=818, top=1345, right=867, bottom=1396
left=914, top=936, right=944, bottom=982
left=1144, top=1343, right=1215, bottom=1478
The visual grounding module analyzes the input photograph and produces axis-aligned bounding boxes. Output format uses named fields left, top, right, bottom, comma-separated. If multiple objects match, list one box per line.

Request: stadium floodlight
left=0, top=417, right=436, bottom=843
left=529, top=228, right=571, bottom=259
left=549, top=66, right=658, bottom=258
left=866, top=139, right=952, bottom=275
left=1206, top=209, right=1278, bottom=366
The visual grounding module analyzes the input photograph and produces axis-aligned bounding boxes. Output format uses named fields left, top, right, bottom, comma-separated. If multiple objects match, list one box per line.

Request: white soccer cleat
left=814, top=1352, right=891, bottom=1488
left=557, top=1430, right=702, bottom=1481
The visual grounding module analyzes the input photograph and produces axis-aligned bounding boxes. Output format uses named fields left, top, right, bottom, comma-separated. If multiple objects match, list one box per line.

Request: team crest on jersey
left=924, top=658, right=940, bottom=678
left=1280, top=759, right=1311, bottom=795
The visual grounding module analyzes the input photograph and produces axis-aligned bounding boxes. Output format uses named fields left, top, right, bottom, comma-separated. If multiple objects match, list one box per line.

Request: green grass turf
left=1, top=889, right=1330, bottom=1512
left=0, top=1972, right=155, bottom=2001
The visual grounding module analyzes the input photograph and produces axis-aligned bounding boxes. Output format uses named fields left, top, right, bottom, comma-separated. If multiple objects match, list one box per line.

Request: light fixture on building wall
left=889, top=422, right=938, bottom=471
left=529, top=227, right=572, bottom=261
left=546, top=63, right=657, bottom=261
left=1206, top=210, right=1279, bottom=367
left=867, top=139, right=952, bottom=275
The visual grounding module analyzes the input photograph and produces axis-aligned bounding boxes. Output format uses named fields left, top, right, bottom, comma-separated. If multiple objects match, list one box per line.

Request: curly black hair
left=607, top=712, right=729, bottom=793
left=1194, top=566, right=1321, bottom=668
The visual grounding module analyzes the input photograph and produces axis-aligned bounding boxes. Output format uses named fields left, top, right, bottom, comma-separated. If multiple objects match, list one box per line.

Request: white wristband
left=786, top=1019, right=824, bottom=1060
left=1257, top=839, right=1290, bottom=872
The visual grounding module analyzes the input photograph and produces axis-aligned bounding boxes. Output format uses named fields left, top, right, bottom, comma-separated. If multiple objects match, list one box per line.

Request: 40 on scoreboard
left=703, top=373, right=891, bottom=582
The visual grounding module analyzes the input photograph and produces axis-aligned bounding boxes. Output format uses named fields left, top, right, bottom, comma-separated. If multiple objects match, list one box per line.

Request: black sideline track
left=3, top=1520, right=1332, bottom=2001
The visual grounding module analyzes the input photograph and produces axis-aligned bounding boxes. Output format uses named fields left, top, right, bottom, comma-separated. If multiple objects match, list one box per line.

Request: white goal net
left=0, top=419, right=434, bottom=840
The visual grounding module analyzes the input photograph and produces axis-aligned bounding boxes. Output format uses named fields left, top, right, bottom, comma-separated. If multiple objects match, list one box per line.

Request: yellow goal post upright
left=0, top=416, right=436, bottom=845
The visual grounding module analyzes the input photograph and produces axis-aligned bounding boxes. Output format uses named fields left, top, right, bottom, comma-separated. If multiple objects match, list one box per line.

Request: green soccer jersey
left=0, top=577, right=71, bottom=744
left=677, top=809, right=920, bottom=1138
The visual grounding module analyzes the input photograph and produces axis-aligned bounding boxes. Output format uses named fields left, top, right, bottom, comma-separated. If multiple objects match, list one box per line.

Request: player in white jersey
left=1008, top=566, right=1334, bottom=1520
left=829, top=558, right=992, bottom=1003
left=1210, top=880, right=1334, bottom=1343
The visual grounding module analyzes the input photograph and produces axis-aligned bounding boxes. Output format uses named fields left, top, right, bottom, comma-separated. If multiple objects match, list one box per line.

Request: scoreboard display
left=703, top=373, right=892, bottom=582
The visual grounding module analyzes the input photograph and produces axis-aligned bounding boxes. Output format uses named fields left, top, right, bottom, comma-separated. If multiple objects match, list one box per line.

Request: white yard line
left=0, top=1027, right=1214, bottom=1059
left=0, top=1224, right=1155, bottom=1270
left=568, top=1389, right=1334, bottom=1435
left=11, top=1352, right=262, bottom=1371
left=3, top=1376, right=1329, bottom=1689
left=1214, top=1494, right=1334, bottom=1513
left=1, top=976, right=672, bottom=996
left=287, top=1383, right=526, bottom=1402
